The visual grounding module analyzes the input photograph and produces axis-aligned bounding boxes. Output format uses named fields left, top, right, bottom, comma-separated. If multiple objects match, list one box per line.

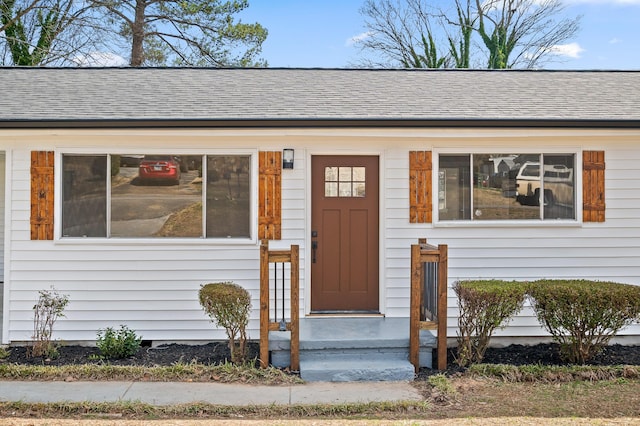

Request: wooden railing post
left=290, top=245, right=300, bottom=371
left=409, top=242, right=422, bottom=372
left=437, top=244, right=448, bottom=371
left=409, top=238, right=448, bottom=372
left=259, top=240, right=300, bottom=371
left=259, top=240, right=270, bottom=368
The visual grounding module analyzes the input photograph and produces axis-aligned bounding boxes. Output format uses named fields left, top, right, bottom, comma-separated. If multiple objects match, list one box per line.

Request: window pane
left=339, top=182, right=352, bottom=197
left=206, top=155, right=250, bottom=238
left=353, top=182, right=366, bottom=197
left=474, top=154, right=539, bottom=220
left=325, top=167, right=338, bottom=182
left=353, top=167, right=365, bottom=182
left=439, top=155, right=471, bottom=220
left=543, top=154, right=575, bottom=219
left=514, top=154, right=542, bottom=212
left=339, top=167, right=352, bottom=181
left=111, top=154, right=202, bottom=238
left=62, top=155, right=107, bottom=237
left=325, top=182, right=338, bottom=197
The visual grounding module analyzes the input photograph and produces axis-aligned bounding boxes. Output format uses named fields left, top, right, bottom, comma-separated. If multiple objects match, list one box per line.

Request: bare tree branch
left=356, top=0, right=581, bottom=69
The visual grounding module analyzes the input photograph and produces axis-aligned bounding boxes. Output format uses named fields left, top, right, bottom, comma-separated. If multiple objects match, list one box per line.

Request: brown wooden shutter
left=409, top=151, right=432, bottom=223
left=31, top=151, right=55, bottom=240
left=258, top=151, right=282, bottom=239
left=583, top=150, right=605, bottom=223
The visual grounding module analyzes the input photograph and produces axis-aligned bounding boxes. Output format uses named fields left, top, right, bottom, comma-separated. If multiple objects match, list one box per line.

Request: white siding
left=2, top=128, right=640, bottom=344
left=383, top=134, right=640, bottom=339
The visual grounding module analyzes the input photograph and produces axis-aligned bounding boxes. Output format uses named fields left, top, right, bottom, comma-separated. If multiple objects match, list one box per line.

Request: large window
left=438, top=153, right=575, bottom=221
left=62, top=154, right=252, bottom=238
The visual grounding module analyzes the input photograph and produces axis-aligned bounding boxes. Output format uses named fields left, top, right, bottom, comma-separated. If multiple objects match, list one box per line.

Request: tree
left=356, top=0, right=581, bottom=69
left=357, top=0, right=449, bottom=68
left=1, top=0, right=110, bottom=65
left=0, top=0, right=39, bottom=34
left=475, top=0, right=580, bottom=69
left=89, top=0, right=268, bottom=67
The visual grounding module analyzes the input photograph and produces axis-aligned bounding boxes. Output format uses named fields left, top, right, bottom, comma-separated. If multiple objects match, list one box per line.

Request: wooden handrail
left=259, top=240, right=299, bottom=370
left=410, top=238, right=448, bottom=372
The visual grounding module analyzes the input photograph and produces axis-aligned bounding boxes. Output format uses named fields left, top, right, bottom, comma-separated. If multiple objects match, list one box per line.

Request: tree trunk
left=130, top=0, right=146, bottom=66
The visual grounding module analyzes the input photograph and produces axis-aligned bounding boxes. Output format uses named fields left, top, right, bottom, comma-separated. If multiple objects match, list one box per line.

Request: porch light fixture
left=283, top=148, right=295, bottom=169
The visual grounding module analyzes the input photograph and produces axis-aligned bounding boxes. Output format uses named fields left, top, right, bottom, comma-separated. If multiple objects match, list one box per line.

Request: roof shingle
left=1, top=68, right=639, bottom=124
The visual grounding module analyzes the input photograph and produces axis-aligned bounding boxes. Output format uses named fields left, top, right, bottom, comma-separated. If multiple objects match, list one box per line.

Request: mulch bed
left=2, top=341, right=260, bottom=367
left=4, top=341, right=640, bottom=373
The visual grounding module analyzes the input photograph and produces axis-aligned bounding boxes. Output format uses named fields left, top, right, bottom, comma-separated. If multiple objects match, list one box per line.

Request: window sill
left=55, top=237, right=257, bottom=246
left=433, top=219, right=582, bottom=228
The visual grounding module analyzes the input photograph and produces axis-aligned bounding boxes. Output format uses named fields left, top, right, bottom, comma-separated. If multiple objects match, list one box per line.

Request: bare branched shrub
left=454, top=280, right=527, bottom=367
left=199, top=282, right=251, bottom=364
left=528, top=279, right=640, bottom=364
left=30, top=286, right=69, bottom=358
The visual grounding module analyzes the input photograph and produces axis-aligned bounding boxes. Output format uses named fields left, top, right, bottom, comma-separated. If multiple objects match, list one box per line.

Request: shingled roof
left=1, top=68, right=639, bottom=127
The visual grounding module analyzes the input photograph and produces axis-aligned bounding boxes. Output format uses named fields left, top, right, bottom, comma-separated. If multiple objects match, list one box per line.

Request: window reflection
left=473, top=154, right=539, bottom=220
left=62, top=154, right=252, bottom=239
left=62, top=155, right=107, bottom=237
left=206, top=155, right=251, bottom=238
left=439, top=153, right=575, bottom=221
left=111, top=154, right=202, bottom=238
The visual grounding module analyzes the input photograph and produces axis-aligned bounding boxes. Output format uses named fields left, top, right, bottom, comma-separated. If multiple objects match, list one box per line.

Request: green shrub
left=528, top=279, right=640, bottom=364
left=454, top=280, right=527, bottom=366
left=29, top=286, right=69, bottom=358
left=96, top=325, right=142, bottom=359
left=199, top=282, right=252, bottom=364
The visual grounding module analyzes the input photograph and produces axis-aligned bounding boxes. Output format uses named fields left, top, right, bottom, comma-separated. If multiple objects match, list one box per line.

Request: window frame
left=54, top=149, right=258, bottom=244
left=432, top=147, right=583, bottom=227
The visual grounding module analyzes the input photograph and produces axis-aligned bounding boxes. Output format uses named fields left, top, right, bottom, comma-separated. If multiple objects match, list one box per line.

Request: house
left=1, top=68, right=640, bottom=357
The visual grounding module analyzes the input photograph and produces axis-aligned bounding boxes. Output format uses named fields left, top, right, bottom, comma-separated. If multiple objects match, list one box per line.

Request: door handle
left=312, top=241, right=318, bottom=263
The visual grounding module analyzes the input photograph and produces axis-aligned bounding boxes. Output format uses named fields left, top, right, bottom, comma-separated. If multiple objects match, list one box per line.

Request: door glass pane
left=325, top=182, right=338, bottom=197
left=325, top=167, right=338, bottom=182
left=353, top=182, right=366, bottom=197
left=62, top=155, right=107, bottom=237
left=339, top=167, right=352, bottom=181
left=353, top=167, right=365, bottom=181
left=339, top=182, right=352, bottom=197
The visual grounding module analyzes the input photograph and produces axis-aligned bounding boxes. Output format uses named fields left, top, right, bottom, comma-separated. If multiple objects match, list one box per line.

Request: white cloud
left=547, top=42, right=585, bottom=58
left=609, top=37, right=622, bottom=44
left=345, top=32, right=374, bottom=47
left=73, top=52, right=128, bottom=67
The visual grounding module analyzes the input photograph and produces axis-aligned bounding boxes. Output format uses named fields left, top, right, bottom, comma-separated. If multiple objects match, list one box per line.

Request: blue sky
left=238, top=0, right=640, bottom=69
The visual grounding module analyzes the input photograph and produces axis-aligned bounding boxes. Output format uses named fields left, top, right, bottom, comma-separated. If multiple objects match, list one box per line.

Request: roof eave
left=0, top=118, right=639, bottom=129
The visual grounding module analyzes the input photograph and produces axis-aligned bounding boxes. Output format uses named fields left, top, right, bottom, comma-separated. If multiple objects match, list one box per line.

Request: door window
left=324, top=166, right=366, bottom=197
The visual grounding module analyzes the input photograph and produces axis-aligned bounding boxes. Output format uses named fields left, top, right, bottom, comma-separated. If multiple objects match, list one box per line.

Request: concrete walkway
left=0, top=381, right=423, bottom=406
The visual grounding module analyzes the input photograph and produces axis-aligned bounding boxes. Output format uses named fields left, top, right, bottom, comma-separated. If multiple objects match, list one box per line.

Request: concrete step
left=298, top=347, right=409, bottom=361
left=299, top=357, right=415, bottom=382
left=268, top=317, right=437, bottom=381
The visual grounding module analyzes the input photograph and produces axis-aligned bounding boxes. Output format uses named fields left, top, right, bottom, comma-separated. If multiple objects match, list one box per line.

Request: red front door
left=311, top=155, right=379, bottom=312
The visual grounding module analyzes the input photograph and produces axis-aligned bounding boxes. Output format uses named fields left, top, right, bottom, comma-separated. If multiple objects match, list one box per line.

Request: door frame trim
left=304, top=150, right=385, bottom=316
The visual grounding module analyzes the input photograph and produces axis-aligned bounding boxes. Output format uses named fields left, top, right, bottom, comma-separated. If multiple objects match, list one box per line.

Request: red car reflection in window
left=138, top=155, right=181, bottom=185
